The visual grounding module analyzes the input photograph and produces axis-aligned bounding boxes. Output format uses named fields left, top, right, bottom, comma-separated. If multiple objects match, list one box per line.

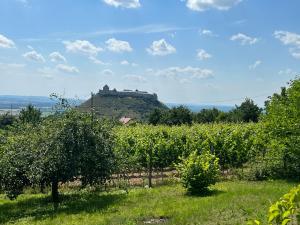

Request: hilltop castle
left=79, top=85, right=167, bottom=121
left=97, top=85, right=158, bottom=101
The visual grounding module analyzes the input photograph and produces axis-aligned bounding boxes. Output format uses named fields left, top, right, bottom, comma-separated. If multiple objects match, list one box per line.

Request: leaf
left=282, top=218, right=291, bottom=225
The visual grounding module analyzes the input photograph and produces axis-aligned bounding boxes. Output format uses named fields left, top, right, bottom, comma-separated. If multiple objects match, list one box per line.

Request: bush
left=176, top=150, right=220, bottom=194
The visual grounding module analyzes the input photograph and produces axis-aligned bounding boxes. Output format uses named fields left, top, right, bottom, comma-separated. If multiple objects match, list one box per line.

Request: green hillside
left=78, top=85, right=168, bottom=121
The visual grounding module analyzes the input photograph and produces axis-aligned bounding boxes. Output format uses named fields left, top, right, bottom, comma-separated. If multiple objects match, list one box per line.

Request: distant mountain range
left=166, top=103, right=234, bottom=112
left=0, top=95, right=234, bottom=112
left=0, top=95, right=82, bottom=109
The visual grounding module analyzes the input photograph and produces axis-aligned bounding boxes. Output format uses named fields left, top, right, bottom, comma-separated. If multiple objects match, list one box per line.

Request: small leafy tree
left=19, top=104, right=42, bottom=124
left=0, top=110, right=115, bottom=206
left=176, top=150, right=220, bottom=194
left=237, top=98, right=262, bottom=122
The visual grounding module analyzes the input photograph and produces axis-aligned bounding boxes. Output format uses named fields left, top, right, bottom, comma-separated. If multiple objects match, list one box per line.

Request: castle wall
left=97, top=90, right=158, bottom=101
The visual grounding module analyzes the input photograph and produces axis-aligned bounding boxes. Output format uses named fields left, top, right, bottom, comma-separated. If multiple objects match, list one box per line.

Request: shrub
left=176, top=150, right=220, bottom=194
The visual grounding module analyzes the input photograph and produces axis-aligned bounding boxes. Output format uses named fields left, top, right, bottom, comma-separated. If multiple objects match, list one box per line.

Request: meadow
left=0, top=180, right=296, bottom=225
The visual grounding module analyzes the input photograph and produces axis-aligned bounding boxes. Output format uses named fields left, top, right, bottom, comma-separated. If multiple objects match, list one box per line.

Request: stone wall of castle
left=97, top=85, right=158, bottom=101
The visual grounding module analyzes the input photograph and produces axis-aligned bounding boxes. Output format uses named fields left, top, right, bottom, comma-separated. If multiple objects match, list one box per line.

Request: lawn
left=0, top=180, right=296, bottom=225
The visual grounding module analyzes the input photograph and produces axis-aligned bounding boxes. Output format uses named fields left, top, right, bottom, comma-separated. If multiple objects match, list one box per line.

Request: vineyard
left=0, top=78, right=299, bottom=224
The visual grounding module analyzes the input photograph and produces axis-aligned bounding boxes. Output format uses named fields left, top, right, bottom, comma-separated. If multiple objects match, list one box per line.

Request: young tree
left=19, top=104, right=42, bottom=124
left=0, top=110, right=115, bottom=206
left=236, top=98, right=262, bottom=122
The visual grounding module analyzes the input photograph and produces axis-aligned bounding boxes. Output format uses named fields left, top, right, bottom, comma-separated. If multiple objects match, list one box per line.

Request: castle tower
left=103, top=85, right=109, bottom=92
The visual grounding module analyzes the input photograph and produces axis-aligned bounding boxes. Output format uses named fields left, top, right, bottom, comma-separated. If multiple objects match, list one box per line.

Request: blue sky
left=0, top=0, right=299, bottom=106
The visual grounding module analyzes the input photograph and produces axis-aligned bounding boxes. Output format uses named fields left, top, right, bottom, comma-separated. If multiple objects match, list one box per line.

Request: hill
left=78, top=85, right=168, bottom=121
left=0, top=95, right=57, bottom=109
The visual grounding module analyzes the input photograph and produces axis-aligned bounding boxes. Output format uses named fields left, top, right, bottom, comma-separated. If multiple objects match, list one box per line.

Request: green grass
left=0, top=180, right=297, bottom=225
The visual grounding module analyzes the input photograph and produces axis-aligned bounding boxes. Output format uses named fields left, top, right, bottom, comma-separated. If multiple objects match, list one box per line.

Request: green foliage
left=19, top=104, right=42, bottom=124
left=0, top=110, right=115, bottom=203
left=0, top=181, right=295, bottom=225
left=249, top=184, right=300, bottom=225
left=263, top=77, right=300, bottom=178
left=0, top=113, right=16, bottom=129
left=194, top=108, right=221, bottom=123
left=235, top=98, right=262, bottom=123
left=148, top=106, right=193, bottom=126
left=114, top=123, right=261, bottom=175
left=176, top=150, right=220, bottom=194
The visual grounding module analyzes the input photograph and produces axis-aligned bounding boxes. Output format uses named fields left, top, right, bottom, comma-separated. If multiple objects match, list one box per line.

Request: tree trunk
left=40, top=181, right=45, bottom=194
left=51, top=180, right=59, bottom=209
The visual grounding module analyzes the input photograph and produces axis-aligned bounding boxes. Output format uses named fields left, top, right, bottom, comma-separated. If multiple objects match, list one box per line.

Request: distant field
left=0, top=180, right=295, bottom=225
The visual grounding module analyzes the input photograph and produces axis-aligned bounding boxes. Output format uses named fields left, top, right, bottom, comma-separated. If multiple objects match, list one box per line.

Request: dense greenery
left=114, top=123, right=262, bottom=175
left=176, top=150, right=220, bottom=194
left=0, top=110, right=115, bottom=205
left=18, top=104, right=42, bottom=124
left=0, top=77, right=298, bottom=224
left=149, top=98, right=262, bottom=125
left=0, top=113, right=16, bottom=129
left=263, top=78, right=300, bottom=179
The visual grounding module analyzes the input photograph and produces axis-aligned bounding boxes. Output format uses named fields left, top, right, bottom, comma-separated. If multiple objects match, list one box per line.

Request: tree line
left=148, top=98, right=262, bottom=126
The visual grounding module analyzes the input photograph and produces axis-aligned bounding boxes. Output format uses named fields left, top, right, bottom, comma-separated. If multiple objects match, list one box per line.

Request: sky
left=0, top=0, right=299, bottom=106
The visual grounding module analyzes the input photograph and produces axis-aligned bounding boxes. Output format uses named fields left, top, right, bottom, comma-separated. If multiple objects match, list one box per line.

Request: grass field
left=0, top=180, right=296, bottom=225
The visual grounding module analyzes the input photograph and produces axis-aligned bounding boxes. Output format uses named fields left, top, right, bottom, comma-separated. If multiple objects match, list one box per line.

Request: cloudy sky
left=0, top=0, right=299, bottom=106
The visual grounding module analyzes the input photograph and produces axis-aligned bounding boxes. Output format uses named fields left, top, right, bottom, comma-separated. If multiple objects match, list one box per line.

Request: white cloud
left=0, top=34, right=16, bottom=48
left=290, top=50, right=300, bottom=59
left=197, top=49, right=212, bottom=60
left=185, top=0, right=242, bottom=11
left=274, top=31, right=300, bottom=47
left=155, top=66, right=214, bottom=80
left=120, top=60, right=138, bottom=66
left=103, top=0, right=140, bottom=8
left=230, top=33, right=258, bottom=45
left=49, top=52, right=66, bottom=63
left=199, top=29, right=217, bottom=37
left=278, top=68, right=298, bottom=76
left=123, top=74, right=147, bottom=83
left=105, top=38, right=133, bottom=53
left=64, top=40, right=103, bottom=56
left=89, top=56, right=110, bottom=65
left=249, top=60, right=262, bottom=70
left=274, top=31, right=300, bottom=59
left=146, top=39, right=176, bottom=56
left=56, top=64, right=79, bottom=74
left=23, top=51, right=45, bottom=63
left=102, top=69, right=114, bottom=76
left=121, top=60, right=130, bottom=65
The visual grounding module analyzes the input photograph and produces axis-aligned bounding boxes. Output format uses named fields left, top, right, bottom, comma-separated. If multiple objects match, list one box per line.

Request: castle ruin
left=97, top=85, right=158, bottom=101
